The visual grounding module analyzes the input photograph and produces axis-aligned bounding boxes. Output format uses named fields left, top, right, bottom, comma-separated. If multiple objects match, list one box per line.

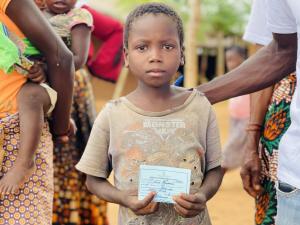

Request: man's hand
left=173, top=192, right=206, bottom=218
left=240, top=132, right=263, bottom=197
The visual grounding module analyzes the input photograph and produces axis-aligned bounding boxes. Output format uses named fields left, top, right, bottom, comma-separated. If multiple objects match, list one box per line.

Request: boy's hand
left=123, top=191, right=158, bottom=216
left=173, top=192, right=207, bottom=218
left=27, top=62, right=46, bottom=83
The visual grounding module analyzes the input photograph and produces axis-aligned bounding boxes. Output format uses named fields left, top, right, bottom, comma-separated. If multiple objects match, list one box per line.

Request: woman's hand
left=173, top=192, right=207, bottom=218
left=53, top=119, right=77, bottom=144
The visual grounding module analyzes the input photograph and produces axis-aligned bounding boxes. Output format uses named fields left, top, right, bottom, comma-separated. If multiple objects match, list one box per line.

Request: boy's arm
left=86, top=175, right=158, bottom=215
left=71, top=24, right=91, bottom=71
left=198, top=166, right=223, bottom=201
left=197, top=33, right=297, bottom=104
left=6, top=0, right=74, bottom=136
left=86, top=176, right=125, bottom=205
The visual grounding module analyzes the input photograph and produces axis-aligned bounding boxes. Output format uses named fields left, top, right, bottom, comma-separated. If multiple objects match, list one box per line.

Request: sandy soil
left=90, top=74, right=255, bottom=225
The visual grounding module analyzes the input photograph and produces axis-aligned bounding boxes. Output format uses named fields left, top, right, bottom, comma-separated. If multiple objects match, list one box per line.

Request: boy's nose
left=149, top=48, right=162, bottom=63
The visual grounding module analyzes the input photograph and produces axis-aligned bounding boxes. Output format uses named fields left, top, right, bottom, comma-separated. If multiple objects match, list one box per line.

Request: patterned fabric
left=0, top=113, right=53, bottom=225
left=0, top=22, right=40, bottom=76
left=255, top=74, right=296, bottom=225
left=77, top=89, right=222, bottom=225
left=52, top=69, right=108, bottom=225
left=46, top=8, right=93, bottom=48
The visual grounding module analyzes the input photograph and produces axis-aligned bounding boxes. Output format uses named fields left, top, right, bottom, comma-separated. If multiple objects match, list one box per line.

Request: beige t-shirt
left=76, top=89, right=221, bottom=225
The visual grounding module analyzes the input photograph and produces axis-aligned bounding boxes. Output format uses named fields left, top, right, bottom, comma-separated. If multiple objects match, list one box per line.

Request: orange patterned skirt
left=0, top=113, right=53, bottom=225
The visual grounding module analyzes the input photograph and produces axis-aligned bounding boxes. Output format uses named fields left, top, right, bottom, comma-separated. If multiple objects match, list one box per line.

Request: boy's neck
left=135, top=82, right=173, bottom=100
left=126, top=83, right=191, bottom=113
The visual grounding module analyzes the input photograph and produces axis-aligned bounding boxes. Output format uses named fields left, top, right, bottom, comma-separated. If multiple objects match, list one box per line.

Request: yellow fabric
left=0, top=0, right=27, bottom=118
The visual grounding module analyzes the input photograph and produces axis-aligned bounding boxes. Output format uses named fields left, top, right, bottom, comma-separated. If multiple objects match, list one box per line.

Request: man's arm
left=198, top=33, right=297, bottom=104
left=6, top=0, right=74, bottom=136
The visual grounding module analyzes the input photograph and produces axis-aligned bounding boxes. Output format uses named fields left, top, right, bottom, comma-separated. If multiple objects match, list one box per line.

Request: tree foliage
left=115, top=0, right=251, bottom=38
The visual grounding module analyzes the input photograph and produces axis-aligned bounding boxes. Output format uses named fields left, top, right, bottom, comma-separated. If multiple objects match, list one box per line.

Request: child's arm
left=173, top=166, right=223, bottom=218
left=6, top=0, right=74, bottom=137
left=86, top=175, right=158, bottom=216
left=71, top=24, right=91, bottom=70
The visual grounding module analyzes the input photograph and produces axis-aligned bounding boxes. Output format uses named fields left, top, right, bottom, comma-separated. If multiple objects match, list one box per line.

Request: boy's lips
left=146, top=69, right=166, bottom=77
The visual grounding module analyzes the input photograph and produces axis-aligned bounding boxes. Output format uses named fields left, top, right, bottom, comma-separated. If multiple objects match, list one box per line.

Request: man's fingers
left=252, top=169, right=262, bottom=193
left=241, top=169, right=260, bottom=198
left=240, top=170, right=255, bottom=197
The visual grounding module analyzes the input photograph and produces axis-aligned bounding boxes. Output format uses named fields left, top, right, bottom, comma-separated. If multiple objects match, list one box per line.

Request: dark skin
left=44, top=0, right=91, bottom=70
left=197, top=33, right=297, bottom=196
left=0, top=0, right=74, bottom=195
left=6, top=0, right=75, bottom=136
left=85, top=14, right=223, bottom=218
left=198, top=33, right=297, bottom=104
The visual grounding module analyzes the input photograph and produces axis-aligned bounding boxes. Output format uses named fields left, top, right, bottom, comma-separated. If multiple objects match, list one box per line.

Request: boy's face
left=124, top=14, right=182, bottom=88
left=45, top=0, right=77, bottom=14
left=225, top=50, right=244, bottom=72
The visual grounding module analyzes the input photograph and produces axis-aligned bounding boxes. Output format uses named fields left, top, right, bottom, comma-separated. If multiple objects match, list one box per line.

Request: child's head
left=124, top=3, right=184, bottom=88
left=225, top=46, right=247, bottom=71
left=45, top=0, right=77, bottom=14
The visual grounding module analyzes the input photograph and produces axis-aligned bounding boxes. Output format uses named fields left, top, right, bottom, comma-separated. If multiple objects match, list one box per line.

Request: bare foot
left=0, top=160, right=36, bottom=195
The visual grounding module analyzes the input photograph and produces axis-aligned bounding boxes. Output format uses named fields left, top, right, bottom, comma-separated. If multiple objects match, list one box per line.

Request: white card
left=138, top=165, right=191, bottom=204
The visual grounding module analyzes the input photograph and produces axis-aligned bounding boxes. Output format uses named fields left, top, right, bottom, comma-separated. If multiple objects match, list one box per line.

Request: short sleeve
left=243, top=0, right=272, bottom=46
left=76, top=105, right=111, bottom=178
left=0, top=0, right=10, bottom=13
left=68, top=8, right=93, bottom=30
left=266, top=0, right=297, bottom=34
left=205, top=107, right=222, bottom=171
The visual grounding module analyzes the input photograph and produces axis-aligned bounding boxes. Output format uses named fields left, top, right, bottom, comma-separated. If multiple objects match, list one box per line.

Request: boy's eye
left=136, top=45, right=148, bottom=52
left=163, top=44, right=174, bottom=50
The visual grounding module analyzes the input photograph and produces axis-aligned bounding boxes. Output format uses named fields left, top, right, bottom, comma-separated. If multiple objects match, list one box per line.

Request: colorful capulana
left=0, top=23, right=21, bottom=73
left=0, top=22, right=41, bottom=74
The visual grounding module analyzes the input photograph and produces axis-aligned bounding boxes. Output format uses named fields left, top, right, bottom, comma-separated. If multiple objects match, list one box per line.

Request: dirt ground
left=91, top=73, right=254, bottom=225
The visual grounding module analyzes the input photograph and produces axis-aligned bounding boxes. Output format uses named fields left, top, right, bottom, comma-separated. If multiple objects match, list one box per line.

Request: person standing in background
left=222, top=46, right=250, bottom=170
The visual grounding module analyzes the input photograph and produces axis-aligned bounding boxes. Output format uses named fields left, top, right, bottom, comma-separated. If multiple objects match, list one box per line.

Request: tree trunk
left=184, top=0, right=201, bottom=88
left=216, top=31, right=225, bottom=76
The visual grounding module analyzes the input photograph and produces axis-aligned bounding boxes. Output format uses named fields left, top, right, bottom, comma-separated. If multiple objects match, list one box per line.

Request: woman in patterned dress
left=33, top=1, right=109, bottom=224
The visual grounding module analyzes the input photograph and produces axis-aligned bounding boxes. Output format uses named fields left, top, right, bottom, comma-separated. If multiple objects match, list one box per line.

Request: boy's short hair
left=124, top=3, right=184, bottom=49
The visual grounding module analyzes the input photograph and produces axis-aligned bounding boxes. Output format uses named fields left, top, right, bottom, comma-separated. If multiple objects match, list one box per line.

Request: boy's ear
left=180, top=57, right=185, bottom=66
left=123, top=48, right=129, bottom=68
